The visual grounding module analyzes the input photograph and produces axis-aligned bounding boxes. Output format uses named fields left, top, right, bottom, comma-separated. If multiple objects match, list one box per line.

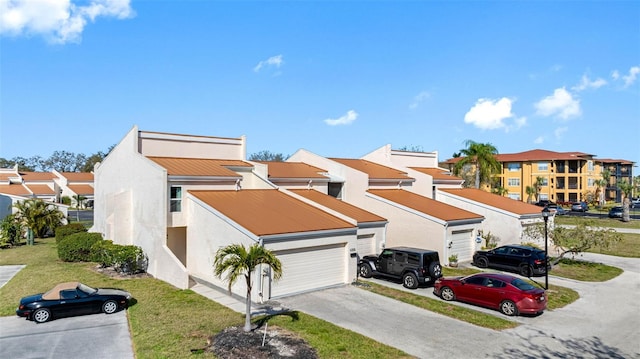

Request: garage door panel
left=357, top=234, right=375, bottom=256
left=450, top=230, right=473, bottom=262
left=271, top=244, right=346, bottom=298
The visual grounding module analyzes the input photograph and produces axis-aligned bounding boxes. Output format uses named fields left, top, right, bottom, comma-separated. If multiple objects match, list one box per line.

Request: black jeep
left=358, top=247, right=443, bottom=289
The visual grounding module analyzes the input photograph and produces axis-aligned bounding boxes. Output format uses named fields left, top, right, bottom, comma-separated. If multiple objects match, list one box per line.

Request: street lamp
left=541, top=207, right=550, bottom=290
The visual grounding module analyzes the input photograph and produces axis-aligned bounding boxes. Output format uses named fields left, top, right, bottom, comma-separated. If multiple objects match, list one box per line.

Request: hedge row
left=55, top=225, right=148, bottom=275
left=55, top=223, right=87, bottom=243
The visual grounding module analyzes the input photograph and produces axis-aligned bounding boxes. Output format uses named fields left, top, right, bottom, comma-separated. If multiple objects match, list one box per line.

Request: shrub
left=91, top=240, right=116, bottom=267
left=61, top=196, right=71, bottom=205
left=58, top=232, right=102, bottom=262
left=0, top=214, right=22, bottom=247
left=112, top=245, right=148, bottom=274
left=55, top=223, right=87, bottom=243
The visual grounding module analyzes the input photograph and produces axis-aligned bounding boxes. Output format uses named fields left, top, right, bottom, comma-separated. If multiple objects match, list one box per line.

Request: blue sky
left=1, top=1, right=639, bottom=167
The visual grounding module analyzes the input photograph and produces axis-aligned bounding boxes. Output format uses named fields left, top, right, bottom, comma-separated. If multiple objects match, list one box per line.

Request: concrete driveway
left=280, top=253, right=640, bottom=358
left=0, top=265, right=134, bottom=359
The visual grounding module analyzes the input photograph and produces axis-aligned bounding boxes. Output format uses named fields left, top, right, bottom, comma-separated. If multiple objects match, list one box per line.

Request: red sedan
left=433, top=272, right=546, bottom=316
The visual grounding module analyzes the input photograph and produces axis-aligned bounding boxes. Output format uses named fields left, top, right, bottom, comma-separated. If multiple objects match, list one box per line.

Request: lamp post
left=541, top=207, right=550, bottom=290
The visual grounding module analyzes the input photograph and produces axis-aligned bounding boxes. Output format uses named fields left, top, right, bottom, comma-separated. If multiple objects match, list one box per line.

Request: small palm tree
left=214, top=243, right=283, bottom=331
left=453, top=140, right=501, bottom=189
left=525, top=186, right=536, bottom=204
left=13, top=198, right=64, bottom=239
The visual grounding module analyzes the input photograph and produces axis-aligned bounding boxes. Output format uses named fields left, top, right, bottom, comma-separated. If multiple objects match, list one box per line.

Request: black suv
left=472, top=244, right=547, bottom=277
left=358, top=247, right=443, bottom=289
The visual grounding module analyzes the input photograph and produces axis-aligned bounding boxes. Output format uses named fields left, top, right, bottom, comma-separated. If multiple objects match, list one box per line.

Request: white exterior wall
left=436, top=190, right=542, bottom=247
left=138, top=131, right=246, bottom=160
left=94, top=126, right=189, bottom=289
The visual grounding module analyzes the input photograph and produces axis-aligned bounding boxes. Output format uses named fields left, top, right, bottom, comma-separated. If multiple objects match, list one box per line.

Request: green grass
left=551, top=258, right=624, bottom=282
left=0, top=238, right=409, bottom=359
left=555, top=215, right=640, bottom=230
left=585, top=232, right=640, bottom=258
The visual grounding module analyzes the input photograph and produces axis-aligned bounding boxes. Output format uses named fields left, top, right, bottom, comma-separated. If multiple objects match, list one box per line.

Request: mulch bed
left=205, top=325, right=318, bottom=359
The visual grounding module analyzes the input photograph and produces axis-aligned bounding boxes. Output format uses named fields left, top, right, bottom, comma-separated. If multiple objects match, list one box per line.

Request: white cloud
left=463, top=97, right=514, bottom=130
left=253, top=55, right=283, bottom=73
left=0, top=0, right=134, bottom=44
left=622, top=66, right=640, bottom=87
left=572, top=74, right=607, bottom=91
left=409, top=91, right=430, bottom=109
left=534, top=136, right=544, bottom=144
left=534, top=88, right=581, bottom=120
left=611, top=70, right=620, bottom=80
left=324, top=110, right=358, bottom=126
left=554, top=126, right=568, bottom=140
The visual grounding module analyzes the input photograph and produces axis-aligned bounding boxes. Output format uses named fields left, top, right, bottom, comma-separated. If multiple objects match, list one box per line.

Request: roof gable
left=368, top=189, right=483, bottom=222
left=189, top=189, right=355, bottom=236
left=290, top=189, right=387, bottom=224
left=440, top=188, right=543, bottom=215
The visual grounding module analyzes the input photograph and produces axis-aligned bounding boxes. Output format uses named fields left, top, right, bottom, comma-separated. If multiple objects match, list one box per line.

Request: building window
left=170, top=186, right=182, bottom=212
left=539, top=178, right=548, bottom=186
left=587, top=161, right=594, bottom=171
left=538, top=162, right=548, bottom=171
left=507, top=163, right=521, bottom=172
left=508, top=193, right=521, bottom=200
left=588, top=178, right=595, bottom=187
left=508, top=178, right=520, bottom=186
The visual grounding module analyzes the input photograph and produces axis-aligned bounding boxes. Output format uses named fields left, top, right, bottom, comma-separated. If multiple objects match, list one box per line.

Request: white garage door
left=271, top=243, right=346, bottom=298
left=356, top=234, right=376, bottom=256
left=450, top=230, right=473, bottom=262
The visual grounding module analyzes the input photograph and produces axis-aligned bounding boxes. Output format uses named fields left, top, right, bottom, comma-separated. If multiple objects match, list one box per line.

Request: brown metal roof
left=330, top=158, right=414, bottom=181
left=597, top=158, right=635, bottom=165
left=189, top=189, right=355, bottom=236
left=20, top=172, right=56, bottom=181
left=290, top=189, right=387, bottom=224
left=444, top=149, right=596, bottom=164
left=256, top=161, right=329, bottom=179
left=147, top=157, right=251, bottom=177
left=60, top=172, right=94, bottom=181
left=440, top=188, right=543, bottom=215
left=368, top=189, right=483, bottom=222
left=0, top=184, right=31, bottom=196
left=410, top=167, right=463, bottom=181
left=68, top=184, right=94, bottom=195
left=25, top=184, right=55, bottom=195
left=0, top=173, right=16, bottom=181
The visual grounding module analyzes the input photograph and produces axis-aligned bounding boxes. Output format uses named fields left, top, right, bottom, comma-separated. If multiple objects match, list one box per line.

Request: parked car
left=433, top=272, right=546, bottom=316
left=608, top=206, right=623, bottom=218
left=571, top=201, right=589, bottom=212
left=545, top=203, right=567, bottom=216
left=472, top=244, right=548, bottom=277
left=632, top=198, right=640, bottom=209
left=358, top=247, right=443, bottom=289
left=16, top=282, right=132, bottom=323
left=534, top=200, right=553, bottom=207
left=553, top=205, right=567, bottom=216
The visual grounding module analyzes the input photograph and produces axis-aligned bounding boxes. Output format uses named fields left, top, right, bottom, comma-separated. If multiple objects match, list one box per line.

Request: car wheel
left=500, top=300, right=518, bottom=316
left=519, top=265, right=533, bottom=277
left=33, top=308, right=51, bottom=323
left=403, top=273, right=418, bottom=289
left=440, top=287, right=455, bottom=301
left=429, top=262, right=442, bottom=278
left=358, top=263, right=372, bottom=278
left=476, top=257, right=489, bottom=268
left=102, top=300, right=118, bottom=314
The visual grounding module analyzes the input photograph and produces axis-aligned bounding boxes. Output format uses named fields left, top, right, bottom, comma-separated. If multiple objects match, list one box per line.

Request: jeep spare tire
left=429, top=262, right=442, bottom=278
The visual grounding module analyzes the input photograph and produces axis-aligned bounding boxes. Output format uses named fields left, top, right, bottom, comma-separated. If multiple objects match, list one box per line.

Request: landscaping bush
left=90, top=239, right=116, bottom=267
left=58, top=232, right=102, bottom=262
left=55, top=223, right=87, bottom=243
left=112, top=244, right=148, bottom=274
left=0, top=214, right=22, bottom=247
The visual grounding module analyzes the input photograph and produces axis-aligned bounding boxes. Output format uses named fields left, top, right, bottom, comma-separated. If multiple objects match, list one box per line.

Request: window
left=587, top=161, right=594, bottom=171
left=588, top=178, right=595, bottom=187
left=539, top=178, right=548, bottom=186
left=170, top=186, right=182, bottom=212
left=507, top=163, right=521, bottom=172
left=507, top=178, right=520, bottom=186
left=508, top=193, right=521, bottom=200
left=538, top=162, right=548, bottom=171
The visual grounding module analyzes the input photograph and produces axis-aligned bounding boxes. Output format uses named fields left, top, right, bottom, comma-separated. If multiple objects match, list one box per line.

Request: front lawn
left=0, top=238, right=409, bottom=359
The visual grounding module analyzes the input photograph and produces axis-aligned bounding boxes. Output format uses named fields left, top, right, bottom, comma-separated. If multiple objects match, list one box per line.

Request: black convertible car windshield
left=77, top=283, right=98, bottom=295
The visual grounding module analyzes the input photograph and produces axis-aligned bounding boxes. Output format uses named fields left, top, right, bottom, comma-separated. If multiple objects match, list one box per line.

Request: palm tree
left=213, top=243, right=283, bottom=331
left=453, top=140, right=501, bottom=189
left=618, top=181, right=633, bottom=222
left=13, top=198, right=64, bottom=239
left=533, top=176, right=545, bottom=203
left=525, top=186, right=536, bottom=204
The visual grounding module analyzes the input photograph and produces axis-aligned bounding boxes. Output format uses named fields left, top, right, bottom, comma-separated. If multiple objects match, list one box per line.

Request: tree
left=525, top=186, right=537, bottom=204
left=249, top=151, right=288, bottom=162
left=533, top=176, right=545, bottom=203
left=523, top=219, right=622, bottom=263
left=42, top=150, right=86, bottom=172
left=213, top=243, right=283, bottom=331
left=618, top=180, right=633, bottom=222
left=13, top=199, right=65, bottom=239
left=453, top=140, right=501, bottom=189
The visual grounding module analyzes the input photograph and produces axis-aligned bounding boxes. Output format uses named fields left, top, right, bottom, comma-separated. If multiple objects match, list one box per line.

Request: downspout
left=258, top=238, right=266, bottom=303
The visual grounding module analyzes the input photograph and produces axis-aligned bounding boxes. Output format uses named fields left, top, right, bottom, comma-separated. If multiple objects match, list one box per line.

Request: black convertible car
left=16, top=282, right=132, bottom=323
